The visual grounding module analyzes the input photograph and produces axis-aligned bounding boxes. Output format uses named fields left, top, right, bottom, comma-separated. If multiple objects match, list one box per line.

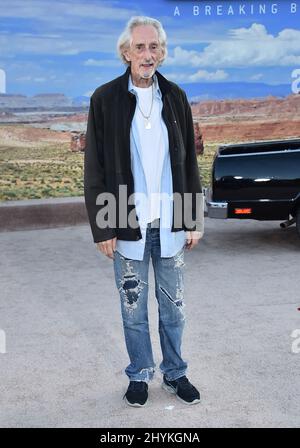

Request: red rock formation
left=191, top=94, right=300, bottom=143
left=194, top=121, right=204, bottom=155
left=191, top=94, right=300, bottom=119
left=70, top=132, right=86, bottom=152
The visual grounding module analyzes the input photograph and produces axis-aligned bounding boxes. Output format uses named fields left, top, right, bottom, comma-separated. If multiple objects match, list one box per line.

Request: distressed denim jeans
left=113, top=218, right=188, bottom=383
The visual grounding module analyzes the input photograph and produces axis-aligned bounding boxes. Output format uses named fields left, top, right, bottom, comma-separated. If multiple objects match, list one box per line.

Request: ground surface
left=0, top=218, right=299, bottom=427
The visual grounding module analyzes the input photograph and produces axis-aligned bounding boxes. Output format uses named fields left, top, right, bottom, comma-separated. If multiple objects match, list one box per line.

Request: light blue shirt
left=115, top=73, right=186, bottom=260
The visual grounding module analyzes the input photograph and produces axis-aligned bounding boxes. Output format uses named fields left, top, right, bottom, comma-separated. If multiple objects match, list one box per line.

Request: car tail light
left=234, top=208, right=252, bottom=215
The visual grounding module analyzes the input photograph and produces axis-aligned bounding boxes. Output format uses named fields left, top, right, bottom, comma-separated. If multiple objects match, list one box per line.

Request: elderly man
left=84, top=16, right=204, bottom=407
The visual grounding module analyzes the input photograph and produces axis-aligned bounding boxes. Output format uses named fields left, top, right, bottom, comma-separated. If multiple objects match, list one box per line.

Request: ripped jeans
left=113, top=218, right=188, bottom=383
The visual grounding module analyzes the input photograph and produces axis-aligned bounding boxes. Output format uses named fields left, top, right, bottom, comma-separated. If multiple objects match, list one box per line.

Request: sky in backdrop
left=0, top=0, right=299, bottom=99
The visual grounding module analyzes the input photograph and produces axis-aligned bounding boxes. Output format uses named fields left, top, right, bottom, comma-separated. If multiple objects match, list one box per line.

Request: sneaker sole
left=124, top=396, right=148, bottom=407
left=161, top=382, right=201, bottom=405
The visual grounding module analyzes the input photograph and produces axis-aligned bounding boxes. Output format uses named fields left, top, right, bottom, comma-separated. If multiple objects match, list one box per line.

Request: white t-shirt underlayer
left=133, top=82, right=167, bottom=223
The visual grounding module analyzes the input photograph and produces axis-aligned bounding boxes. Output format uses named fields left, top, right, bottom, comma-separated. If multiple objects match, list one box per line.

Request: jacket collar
left=120, top=64, right=172, bottom=97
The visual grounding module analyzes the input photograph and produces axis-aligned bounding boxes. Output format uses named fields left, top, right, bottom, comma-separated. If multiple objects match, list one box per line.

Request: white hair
left=116, top=16, right=168, bottom=66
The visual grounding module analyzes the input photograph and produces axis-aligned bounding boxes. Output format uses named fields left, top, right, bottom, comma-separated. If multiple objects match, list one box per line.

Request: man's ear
left=158, top=48, right=165, bottom=64
left=123, top=49, right=131, bottom=63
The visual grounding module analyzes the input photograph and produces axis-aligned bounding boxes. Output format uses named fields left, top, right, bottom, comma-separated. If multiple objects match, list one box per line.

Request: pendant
left=144, top=118, right=151, bottom=130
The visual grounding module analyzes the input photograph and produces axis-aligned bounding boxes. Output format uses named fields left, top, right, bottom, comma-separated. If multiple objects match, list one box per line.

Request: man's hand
left=96, top=237, right=117, bottom=259
left=185, top=231, right=203, bottom=250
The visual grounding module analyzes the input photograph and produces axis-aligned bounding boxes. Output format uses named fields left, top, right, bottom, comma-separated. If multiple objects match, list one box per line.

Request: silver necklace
left=136, top=81, right=153, bottom=130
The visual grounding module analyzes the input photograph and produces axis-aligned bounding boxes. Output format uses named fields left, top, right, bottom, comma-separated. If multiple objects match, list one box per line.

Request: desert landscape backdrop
left=0, top=93, right=299, bottom=201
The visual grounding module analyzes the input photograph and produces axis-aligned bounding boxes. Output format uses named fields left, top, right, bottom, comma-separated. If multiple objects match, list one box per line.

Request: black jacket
left=84, top=65, right=203, bottom=243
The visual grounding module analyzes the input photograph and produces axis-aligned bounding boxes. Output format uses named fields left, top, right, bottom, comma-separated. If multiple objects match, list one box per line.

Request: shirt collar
left=128, top=72, right=162, bottom=99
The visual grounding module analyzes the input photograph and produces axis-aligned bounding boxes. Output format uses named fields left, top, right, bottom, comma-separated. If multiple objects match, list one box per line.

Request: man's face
left=123, top=25, right=164, bottom=83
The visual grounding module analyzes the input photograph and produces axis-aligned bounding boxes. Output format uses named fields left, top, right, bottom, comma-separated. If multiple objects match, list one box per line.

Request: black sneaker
left=162, top=375, right=201, bottom=405
left=123, top=381, right=148, bottom=407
